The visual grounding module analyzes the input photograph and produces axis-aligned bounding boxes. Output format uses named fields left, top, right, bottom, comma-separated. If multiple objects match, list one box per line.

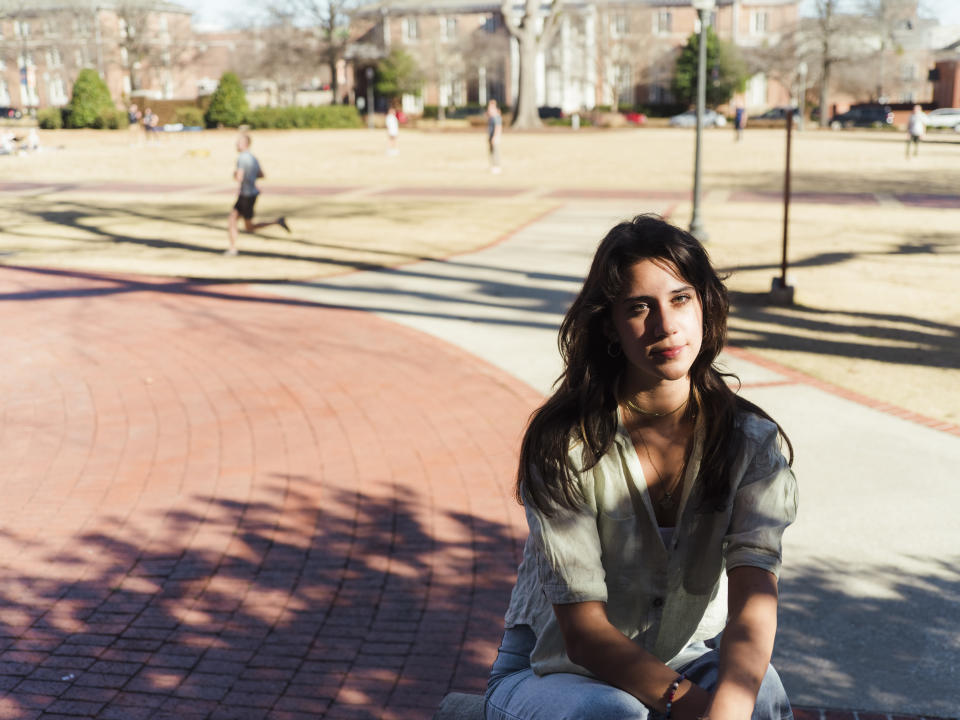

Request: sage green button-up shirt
left=503, top=411, right=798, bottom=676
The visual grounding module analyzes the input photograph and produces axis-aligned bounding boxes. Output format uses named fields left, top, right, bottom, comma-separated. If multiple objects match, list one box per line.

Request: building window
left=402, top=17, right=420, bottom=43
left=654, top=11, right=671, bottom=35
left=14, top=21, right=29, bottom=37
left=440, top=16, right=457, bottom=41
left=750, top=11, right=769, bottom=34
left=900, top=63, right=917, bottom=81
left=46, top=48, right=63, bottom=68
left=611, top=13, right=629, bottom=37
left=483, top=14, right=498, bottom=34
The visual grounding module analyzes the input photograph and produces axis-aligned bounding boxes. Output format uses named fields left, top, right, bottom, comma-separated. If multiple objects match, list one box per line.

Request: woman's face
left=610, top=258, right=704, bottom=391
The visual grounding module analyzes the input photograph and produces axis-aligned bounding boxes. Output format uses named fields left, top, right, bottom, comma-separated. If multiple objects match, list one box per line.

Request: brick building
left=351, top=0, right=802, bottom=115
left=0, top=0, right=216, bottom=111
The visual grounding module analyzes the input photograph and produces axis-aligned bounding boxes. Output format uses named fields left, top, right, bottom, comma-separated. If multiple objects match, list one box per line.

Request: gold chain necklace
left=624, top=396, right=688, bottom=418
left=635, top=432, right=682, bottom=510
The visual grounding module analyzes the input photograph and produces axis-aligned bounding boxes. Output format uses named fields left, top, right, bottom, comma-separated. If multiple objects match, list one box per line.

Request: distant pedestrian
left=128, top=103, right=142, bottom=139
left=226, top=133, right=290, bottom=256
left=734, top=105, right=747, bottom=141
left=385, top=105, right=399, bottom=155
left=906, top=104, right=926, bottom=158
left=142, top=108, right=159, bottom=141
left=486, top=99, right=502, bottom=173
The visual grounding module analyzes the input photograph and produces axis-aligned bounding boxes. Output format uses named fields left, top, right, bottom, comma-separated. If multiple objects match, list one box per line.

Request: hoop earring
left=607, top=341, right=621, bottom=358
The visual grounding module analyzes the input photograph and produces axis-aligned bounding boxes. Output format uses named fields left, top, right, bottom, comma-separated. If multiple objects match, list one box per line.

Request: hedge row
left=38, top=104, right=363, bottom=131
left=244, top=105, right=363, bottom=129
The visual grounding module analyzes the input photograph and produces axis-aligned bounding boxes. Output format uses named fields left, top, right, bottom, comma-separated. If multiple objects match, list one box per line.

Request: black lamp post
left=689, top=0, right=715, bottom=243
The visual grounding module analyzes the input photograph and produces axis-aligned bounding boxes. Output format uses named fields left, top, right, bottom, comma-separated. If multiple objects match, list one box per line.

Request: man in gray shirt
left=226, top=133, right=290, bottom=256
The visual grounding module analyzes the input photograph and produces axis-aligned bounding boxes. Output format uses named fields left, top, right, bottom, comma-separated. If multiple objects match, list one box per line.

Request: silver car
left=669, top=109, right=727, bottom=128
left=924, top=108, right=960, bottom=131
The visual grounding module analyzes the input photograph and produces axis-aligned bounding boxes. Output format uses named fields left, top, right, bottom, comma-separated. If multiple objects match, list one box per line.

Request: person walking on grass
left=385, top=105, right=400, bottom=155
left=226, top=133, right=290, bottom=256
left=487, top=99, right=503, bottom=173
left=906, top=104, right=926, bottom=158
left=485, top=215, right=798, bottom=720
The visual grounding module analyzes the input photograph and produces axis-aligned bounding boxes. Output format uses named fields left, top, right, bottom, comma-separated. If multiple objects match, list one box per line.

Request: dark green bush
left=244, top=105, right=363, bottom=129
left=37, top=107, right=63, bottom=129
left=174, top=106, right=204, bottom=127
left=66, top=68, right=115, bottom=128
left=204, top=72, right=249, bottom=128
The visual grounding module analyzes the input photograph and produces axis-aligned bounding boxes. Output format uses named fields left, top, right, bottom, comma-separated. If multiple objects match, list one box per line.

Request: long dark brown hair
left=517, top=214, right=792, bottom=515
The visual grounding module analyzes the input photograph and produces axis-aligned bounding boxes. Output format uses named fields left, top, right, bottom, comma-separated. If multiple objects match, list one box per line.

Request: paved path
left=266, top=202, right=960, bottom=718
left=1, top=202, right=957, bottom=719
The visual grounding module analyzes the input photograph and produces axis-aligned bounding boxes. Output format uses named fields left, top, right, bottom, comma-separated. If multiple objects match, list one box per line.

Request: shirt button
left=653, top=597, right=665, bottom=608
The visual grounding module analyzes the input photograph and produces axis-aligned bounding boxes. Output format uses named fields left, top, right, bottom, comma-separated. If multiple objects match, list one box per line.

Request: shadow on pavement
left=728, top=291, right=960, bottom=371
left=777, top=557, right=960, bottom=716
left=0, top=480, right=518, bottom=719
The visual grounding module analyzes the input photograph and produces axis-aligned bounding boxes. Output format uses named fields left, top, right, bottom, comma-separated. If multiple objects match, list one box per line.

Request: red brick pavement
left=0, top=264, right=540, bottom=719
left=0, top=265, right=951, bottom=720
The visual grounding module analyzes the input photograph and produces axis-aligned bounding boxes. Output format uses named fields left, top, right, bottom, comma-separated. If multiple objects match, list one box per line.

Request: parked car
left=924, top=107, right=960, bottom=131
left=0, top=107, right=23, bottom=120
left=829, top=105, right=894, bottom=129
left=668, top=109, right=727, bottom=128
left=756, top=106, right=799, bottom=121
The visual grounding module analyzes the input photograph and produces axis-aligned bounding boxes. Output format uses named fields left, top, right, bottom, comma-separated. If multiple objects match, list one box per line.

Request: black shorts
left=233, top=195, right=257, bottom=220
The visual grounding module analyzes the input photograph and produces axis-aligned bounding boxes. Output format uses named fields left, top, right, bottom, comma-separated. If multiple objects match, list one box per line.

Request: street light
left=689, top=0, right=715, bottom=243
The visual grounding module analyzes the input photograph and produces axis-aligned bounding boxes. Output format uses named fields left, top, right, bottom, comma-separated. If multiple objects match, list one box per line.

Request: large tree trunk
left=512, top=34, right=541, bottom=128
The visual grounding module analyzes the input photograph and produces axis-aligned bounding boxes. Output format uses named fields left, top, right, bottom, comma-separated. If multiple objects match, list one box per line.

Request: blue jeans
left=484, top=626, right=793, bottom=720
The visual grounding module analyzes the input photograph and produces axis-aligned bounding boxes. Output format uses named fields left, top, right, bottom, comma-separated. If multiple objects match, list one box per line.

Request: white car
left=924, top=108, right=960, bottom=131
left=668, top=109, right=727, bottom=128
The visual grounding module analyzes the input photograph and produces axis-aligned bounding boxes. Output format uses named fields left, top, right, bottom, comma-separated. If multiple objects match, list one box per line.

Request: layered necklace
left=621, top=392, right=689, bottom=510
left=634, top=431, right=683, bottom=510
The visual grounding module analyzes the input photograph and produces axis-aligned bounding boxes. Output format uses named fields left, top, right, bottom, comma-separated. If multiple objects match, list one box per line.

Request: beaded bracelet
left=664, top=673, right=686, bottom=720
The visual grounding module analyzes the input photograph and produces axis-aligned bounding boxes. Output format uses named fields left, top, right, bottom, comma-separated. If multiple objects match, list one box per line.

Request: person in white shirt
left=906, top=104, right=926, bottom=158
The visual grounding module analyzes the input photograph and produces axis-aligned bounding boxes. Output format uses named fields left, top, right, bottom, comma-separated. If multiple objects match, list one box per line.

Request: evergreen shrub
left=205, top=72, right=249, bottom=128
left=66, top=68, right=115, bottom=128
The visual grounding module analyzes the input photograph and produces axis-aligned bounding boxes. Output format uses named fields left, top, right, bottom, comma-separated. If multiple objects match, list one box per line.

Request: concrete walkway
left=0, top=201, right=956, bottom=720
left=266, top=201, right=960, bottom=718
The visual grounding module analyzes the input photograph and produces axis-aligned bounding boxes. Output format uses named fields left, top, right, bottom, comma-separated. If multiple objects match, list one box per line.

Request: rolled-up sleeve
left=524, top=469, right=607, bottom=605
left=724, top=426, right=798, bottom=578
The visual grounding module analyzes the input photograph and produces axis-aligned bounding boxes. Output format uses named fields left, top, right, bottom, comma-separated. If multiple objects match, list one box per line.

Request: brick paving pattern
left=0, top=264, right=952, bottom=720
left=0, top=265, right=541, bottom=719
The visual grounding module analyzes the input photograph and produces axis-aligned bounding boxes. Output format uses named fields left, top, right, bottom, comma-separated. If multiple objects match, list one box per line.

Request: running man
left=226, top=133, right=290, bottom=256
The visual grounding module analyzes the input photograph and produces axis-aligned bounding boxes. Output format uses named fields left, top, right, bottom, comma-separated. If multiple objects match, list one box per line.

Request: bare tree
left=806, top=0, right=876, bottom=126
left=286, top=0, right=355, bottom=104
left=858, top=0, right=923, bottom=101
left=238, top=10, right=316, bottom=105
left=500, top=0, right=562, bottom=128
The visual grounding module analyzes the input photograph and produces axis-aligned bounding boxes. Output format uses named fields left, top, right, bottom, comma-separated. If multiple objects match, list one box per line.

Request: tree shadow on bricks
left=0, top=481, right=521, bottom=719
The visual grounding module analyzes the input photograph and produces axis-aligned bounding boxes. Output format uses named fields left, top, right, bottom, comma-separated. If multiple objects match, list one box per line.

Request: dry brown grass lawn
left=2, top=126, right=958, bottom=424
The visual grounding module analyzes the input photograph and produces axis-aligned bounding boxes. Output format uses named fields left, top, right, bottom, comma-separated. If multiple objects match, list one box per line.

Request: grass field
left=1, top=125, right=958, bottom=425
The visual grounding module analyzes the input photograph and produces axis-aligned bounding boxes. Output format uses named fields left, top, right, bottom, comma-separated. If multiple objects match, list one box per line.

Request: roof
left=354, top=0, right=799, bottom=16
left=0, top=0, right=191, bottom=16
